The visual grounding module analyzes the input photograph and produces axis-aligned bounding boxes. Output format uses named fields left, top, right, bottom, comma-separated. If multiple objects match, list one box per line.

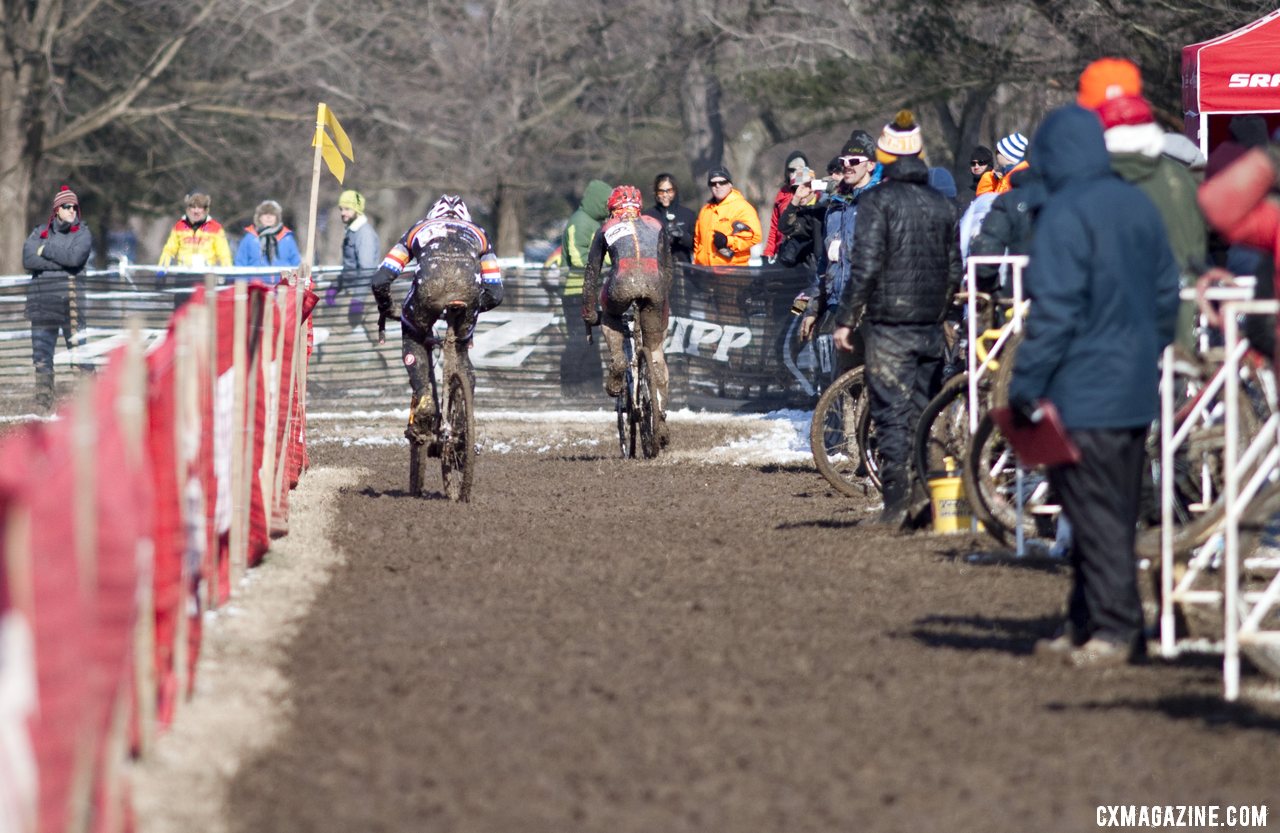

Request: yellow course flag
left=314, top=129, right=347, bottom=184
left=322, top=104, right=353, bottom=161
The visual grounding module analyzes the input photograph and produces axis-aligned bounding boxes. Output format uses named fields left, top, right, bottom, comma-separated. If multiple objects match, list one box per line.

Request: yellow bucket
left=928, top=475, right=972, bottom=534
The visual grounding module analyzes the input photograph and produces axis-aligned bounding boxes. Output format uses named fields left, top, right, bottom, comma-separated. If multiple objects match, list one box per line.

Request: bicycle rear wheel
left=810, top=366, right=878, bottom=496
left=622, top=360, right=637, bottom=460
left=636, top=349, right=659, bottom=459
left=440, top=370, right=475, bottom=502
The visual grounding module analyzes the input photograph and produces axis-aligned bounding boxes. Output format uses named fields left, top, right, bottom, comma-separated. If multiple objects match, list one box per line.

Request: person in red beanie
left=1091, top=91, right=1207, bottom=351
left=21, top=185, right=93, bottom=411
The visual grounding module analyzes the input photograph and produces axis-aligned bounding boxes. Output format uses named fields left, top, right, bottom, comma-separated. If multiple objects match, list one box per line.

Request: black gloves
left=1009, top=397, right=1042, bottom=430
left=372, top=282, right=395, bottom=320
left=665, top=219, right=684, bottom=241
left=371, top=266, right=396, bottom=290
left=712, top=231, right=733, bottom=259
left=730, top=221, right=751, bottom=234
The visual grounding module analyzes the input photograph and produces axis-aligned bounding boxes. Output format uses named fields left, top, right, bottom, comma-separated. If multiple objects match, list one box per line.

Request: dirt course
left=134, top=413, right=1280, bottom=833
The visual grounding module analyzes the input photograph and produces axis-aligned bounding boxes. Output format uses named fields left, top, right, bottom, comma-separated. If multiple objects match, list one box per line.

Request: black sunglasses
left=708, top=179, right=730, bottom=186
left=970, top=160, right=988, bottom=166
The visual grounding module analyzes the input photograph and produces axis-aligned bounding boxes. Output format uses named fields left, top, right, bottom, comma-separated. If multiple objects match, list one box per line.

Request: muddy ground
left=134, top=413, right=1280, bottom=833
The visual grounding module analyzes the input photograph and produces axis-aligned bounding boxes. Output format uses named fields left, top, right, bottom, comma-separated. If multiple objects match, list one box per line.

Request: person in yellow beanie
left=327, top=189, right=383, bottom=341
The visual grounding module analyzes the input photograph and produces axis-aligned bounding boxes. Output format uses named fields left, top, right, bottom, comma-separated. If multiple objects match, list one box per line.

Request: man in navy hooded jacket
left=1009, top=105, right=1179, bottom=666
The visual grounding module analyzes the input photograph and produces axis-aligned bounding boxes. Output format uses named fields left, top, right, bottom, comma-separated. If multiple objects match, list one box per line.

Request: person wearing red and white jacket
left=1198, top=142, right=1280, bottom=367
left=763, top=150, right=809, bottom=261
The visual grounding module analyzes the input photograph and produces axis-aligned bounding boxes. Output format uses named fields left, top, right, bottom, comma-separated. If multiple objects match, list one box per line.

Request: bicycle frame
left=962, top=254, right=1030, bottom=551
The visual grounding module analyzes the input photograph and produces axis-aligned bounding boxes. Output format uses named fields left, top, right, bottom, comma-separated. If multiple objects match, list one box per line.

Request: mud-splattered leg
left=600, top=311, right=628, bottom=398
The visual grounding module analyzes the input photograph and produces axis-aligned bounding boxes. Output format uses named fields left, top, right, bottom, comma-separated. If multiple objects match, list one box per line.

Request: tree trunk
left=932, top=86, right=996, bottom=191
left=0, top=35, right=40, bottom=275
left=0, top=152, right=35, bottom=276
left=680, top=42, right=725, bottom=186
left=493, top=181, right=525, bottom=259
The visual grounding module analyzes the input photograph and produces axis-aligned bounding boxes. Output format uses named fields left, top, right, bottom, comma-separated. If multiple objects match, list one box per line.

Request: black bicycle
left=404, top=302, right=476, bottom=502
left=598, top=311, right=660, bottom=459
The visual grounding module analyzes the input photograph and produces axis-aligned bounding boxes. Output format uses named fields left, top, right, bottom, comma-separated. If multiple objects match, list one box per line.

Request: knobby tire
left=810, top=366, right=880, bottom=496
left=637, top=349, right=660, bottom=459
left=441, top=369, right=475, bottom=502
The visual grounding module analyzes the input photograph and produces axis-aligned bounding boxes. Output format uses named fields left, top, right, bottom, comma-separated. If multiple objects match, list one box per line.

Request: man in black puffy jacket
left=23, top=185, right=93, bottom=412
left=833, top=111, right=961, bottom=527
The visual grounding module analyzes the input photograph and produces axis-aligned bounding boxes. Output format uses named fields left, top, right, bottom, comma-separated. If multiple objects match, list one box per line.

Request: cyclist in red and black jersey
left=582, top=185, right=674, bottom=444
left=371, top=195, right=504, bottom=445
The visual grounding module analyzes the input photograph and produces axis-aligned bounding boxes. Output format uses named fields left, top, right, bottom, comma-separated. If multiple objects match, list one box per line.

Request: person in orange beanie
left=1077, top=57, right=1142, bottom=110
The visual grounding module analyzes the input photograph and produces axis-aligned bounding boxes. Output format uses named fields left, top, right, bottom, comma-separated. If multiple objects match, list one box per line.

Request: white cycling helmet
left=426, top=194, right=471, bottom=223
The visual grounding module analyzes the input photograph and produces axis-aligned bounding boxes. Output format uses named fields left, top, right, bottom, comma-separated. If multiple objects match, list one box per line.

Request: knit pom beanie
left=876, top=110, right=923, bottom=164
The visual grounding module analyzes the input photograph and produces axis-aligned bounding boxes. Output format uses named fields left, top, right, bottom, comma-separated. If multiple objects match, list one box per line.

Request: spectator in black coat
left=968, top=165, right=1048, bottom=293
left=22, top=185, right=93, bottom=412
left=643, top=173, right=696, bottom=263
left=832, top=110, right=961, bottom=527
left=1009, top=105, right=1179, bottom=667
left=775, top=166, right=826, bottom=270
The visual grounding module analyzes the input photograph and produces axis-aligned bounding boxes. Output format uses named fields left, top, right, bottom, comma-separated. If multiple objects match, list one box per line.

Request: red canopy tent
left=1182, top=9, right=1280, bottom=157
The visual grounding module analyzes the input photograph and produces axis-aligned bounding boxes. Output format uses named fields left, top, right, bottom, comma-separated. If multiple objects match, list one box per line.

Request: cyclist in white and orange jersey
left=371, top=195, right=504, bottom=445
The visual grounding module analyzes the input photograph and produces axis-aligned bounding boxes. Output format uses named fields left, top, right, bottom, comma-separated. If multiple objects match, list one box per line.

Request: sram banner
left=1228, top=73, right=1280, bottom=87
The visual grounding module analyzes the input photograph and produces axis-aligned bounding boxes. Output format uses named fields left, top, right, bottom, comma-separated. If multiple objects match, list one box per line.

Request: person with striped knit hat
left=977, top=132, right=1030, bottom=196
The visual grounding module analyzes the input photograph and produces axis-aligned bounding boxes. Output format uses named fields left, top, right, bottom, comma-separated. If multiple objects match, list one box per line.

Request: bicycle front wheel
left=913, top=372, right=976, bottom=489
left=636, top=349, right=660, bottom=459
left=440, top=370, right=476, bottom=502
left=962, top=411, right=1056, bottom=547
left=810, top=366, right=878, bottom=496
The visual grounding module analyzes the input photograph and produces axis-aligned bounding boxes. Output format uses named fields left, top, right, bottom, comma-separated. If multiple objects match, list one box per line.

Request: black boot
left=35, top=373, right=54, bottom=414
left=877, top=471, right=910, bottom=528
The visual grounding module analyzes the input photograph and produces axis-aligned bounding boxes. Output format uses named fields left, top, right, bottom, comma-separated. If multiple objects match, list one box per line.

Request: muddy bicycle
left=599, top=310, right=661, bottom=459
left=810, top=365, right=880, bottom=495
left=395, top=301, right=477, bottom=502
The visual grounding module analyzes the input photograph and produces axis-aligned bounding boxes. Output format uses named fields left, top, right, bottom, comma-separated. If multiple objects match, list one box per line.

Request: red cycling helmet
left=607, top=185, right=643, bottom=217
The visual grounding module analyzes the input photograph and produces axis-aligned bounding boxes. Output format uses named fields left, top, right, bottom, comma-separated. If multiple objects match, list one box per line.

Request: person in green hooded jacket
left=1090, top=86, right=1206, bottom=353
left=558, top=178, right=611, bottom=397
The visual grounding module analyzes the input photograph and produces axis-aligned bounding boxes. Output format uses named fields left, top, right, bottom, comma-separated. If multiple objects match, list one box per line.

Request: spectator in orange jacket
left=976, top=132, right=1029, bottom=196
left=693, top=166, right=762, bottom=266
